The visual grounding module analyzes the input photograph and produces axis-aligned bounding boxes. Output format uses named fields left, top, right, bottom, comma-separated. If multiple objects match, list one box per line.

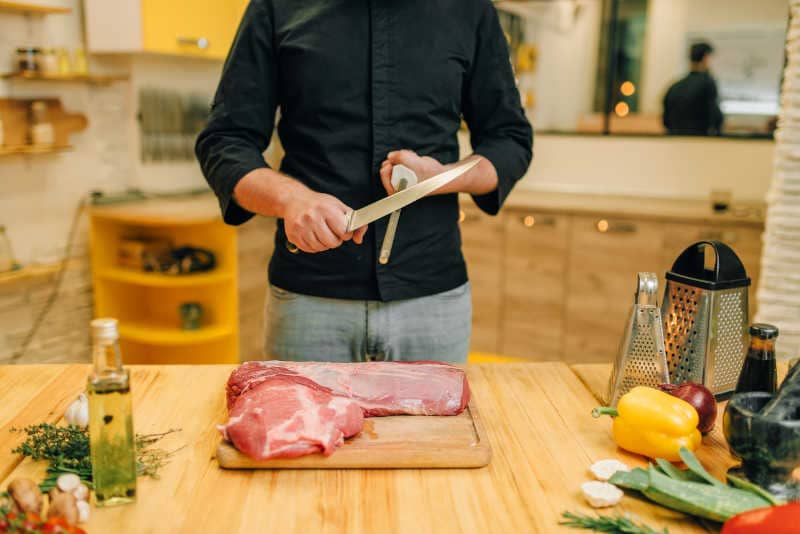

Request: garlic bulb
left=64, top=394, right=89, bottom=428
left=77, top=500, right=91, bottom=523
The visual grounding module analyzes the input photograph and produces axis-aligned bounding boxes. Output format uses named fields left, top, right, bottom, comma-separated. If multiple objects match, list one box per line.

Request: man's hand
left=379, top=150, right=498, bottom=197
left=379, top=150, right=444, bottom=195
left=284, top=189, right=368, bottom=253
left=233, top=168, right=367, bottom=254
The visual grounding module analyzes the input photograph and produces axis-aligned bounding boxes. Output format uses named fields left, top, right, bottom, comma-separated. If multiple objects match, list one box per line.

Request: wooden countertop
left=467, top=190, right=766, bottom=227
left=0, top=363, right=743, bottom=533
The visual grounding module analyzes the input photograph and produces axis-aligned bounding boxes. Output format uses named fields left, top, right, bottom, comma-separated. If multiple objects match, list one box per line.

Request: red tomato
left=722, top=503, right=800, bottom=534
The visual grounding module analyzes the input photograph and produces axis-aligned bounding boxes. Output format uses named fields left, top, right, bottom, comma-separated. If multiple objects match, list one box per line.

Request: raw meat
left=220, top=361, right=471, bottom=460
left=226, top=360, right=470, bottom=416
left=219, top=375, right=364, bottom=459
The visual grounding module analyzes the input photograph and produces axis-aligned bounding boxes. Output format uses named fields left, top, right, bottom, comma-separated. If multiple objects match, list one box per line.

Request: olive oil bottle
left=87, top=318, right=137, bottom=506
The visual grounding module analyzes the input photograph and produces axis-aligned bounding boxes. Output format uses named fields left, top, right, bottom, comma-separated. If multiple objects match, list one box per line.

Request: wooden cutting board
left=216, top=399, right=492, bottom=469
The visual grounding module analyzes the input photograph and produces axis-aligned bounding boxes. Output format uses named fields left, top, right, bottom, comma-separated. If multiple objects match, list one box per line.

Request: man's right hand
left=283, top=189, right=368, bottom=253
left=233, top=168, right=368, bottom=254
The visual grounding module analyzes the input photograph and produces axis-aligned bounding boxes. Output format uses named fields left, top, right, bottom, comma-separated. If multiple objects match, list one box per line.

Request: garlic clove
left=581, top=481, right=623, bottom=508
left=76, top=500, right=91, bottom=523
left=72, top=483, right=89, bottom=502
left=64, top=393, right=89, bottom=428
left=589, top=459, right=630, bottom=482
left=56, top=473, right=81, bottom=493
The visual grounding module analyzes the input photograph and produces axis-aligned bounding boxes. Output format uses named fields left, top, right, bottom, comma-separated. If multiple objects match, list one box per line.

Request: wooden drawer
left=460, top=206, right=503, bottom=354
left=564, top=216, right=665, bottom=363
left=500, top=211, right=570, bottom=360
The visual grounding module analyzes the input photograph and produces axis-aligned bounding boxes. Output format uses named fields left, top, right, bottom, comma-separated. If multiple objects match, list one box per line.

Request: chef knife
left=345, top=158, right=480, bottom=233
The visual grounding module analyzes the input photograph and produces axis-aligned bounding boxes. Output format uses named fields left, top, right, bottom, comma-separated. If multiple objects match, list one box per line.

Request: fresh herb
left=560, top=512, right=669, bottom=534
left=11, top=424, right=182, bottom=492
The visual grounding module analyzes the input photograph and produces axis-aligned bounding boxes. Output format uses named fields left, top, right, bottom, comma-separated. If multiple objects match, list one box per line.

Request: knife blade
left=345, top=158, right=480, bottom=232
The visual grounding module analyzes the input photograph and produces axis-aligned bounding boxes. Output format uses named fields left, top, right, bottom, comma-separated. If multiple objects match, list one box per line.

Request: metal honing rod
left=378, top=178, right=408, bottom=265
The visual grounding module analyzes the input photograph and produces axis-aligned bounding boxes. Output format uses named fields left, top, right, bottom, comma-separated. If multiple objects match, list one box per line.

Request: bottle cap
left=91, top=318, right=119, bottom=341
left=750, top=323, right=779, bottom=340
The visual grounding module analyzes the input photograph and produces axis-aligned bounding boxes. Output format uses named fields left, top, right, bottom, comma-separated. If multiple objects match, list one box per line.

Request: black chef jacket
left=663, top=71, right=724, bottom=136
left=196, top=0, right=533, bottom=301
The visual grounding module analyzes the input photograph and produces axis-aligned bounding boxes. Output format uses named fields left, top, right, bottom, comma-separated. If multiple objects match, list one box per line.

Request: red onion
left=658, top=382, right=718, bottom=434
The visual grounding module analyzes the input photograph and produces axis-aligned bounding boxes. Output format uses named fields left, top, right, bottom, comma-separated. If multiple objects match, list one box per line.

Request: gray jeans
left=263, top=283, right=471, bottom=363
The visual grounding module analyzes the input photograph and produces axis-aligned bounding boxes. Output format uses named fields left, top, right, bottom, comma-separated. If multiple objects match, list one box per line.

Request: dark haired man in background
left=663, top=41, right=724, bottom=136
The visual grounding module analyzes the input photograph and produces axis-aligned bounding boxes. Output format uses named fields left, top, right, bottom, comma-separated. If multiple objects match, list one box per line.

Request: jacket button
left=286, top=241, right=299, bottom=254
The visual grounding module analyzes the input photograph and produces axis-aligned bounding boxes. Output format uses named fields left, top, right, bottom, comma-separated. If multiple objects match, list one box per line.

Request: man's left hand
left=379, top=150, right=444, bottom=195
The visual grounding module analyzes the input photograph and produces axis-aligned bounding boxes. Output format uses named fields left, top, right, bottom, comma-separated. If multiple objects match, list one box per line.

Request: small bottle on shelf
left=29, top=101, right=55, bottom=146
left=87, top=318, right=138, bottom=507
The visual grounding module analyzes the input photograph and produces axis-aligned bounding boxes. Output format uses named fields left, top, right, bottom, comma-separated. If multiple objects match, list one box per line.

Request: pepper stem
left=591, top=406, right=619, bottom=418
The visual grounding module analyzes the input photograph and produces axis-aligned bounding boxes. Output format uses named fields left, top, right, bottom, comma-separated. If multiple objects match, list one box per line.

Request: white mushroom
left=56, top=473, right=81, bottom=493
left=76, top=500, right=91, bottom=524
left=589, top=459, right=630, bottom=482
left=581, top=481, right=624, bottom=508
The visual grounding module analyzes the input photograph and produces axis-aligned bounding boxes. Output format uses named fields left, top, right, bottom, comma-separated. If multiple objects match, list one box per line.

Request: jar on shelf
left=38, top=48, right=59, bottom=75
left=29, top=101, right=55, bottom=146
left=16, top=47, right=41, bottom=73
left=56, top=48, right=71, bottom=75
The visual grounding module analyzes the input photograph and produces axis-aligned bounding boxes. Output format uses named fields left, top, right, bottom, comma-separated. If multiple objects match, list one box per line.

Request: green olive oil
left=88, top=318, right=137, bottom=506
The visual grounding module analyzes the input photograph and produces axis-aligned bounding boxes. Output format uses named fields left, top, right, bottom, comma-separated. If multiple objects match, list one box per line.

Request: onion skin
left=659, top=382, right=718, bottom=434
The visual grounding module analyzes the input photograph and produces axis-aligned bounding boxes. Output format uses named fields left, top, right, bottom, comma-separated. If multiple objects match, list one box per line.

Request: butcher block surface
left=217, top=400, right=491, bottom=469
left=0, top=363, right=741, bottom=533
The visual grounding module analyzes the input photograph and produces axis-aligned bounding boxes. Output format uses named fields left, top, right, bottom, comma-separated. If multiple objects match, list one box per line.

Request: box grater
left=606, top=272, right=670, bottom=406
left=661, top=241, right=751, bottom=398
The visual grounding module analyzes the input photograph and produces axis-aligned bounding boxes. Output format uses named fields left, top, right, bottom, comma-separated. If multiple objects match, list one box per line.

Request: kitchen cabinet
left=460, top=208, right=503, bottom=354
left=501, top=212, right=569, bottom=360
left=460, top=193, right=765, bottom=364
left=84, top=0, right=248, bottom=60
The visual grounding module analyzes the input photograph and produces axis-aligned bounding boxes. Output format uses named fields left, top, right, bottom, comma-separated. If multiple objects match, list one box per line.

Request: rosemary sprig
left=11, top=424, right=182, bottom=492
left=560, top=512, right=669, bottom=534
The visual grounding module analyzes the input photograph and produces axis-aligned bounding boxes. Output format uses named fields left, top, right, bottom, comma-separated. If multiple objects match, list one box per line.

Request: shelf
left=1, top=71, right=128, bottom=84
left=0, top=1, right=70, bottom=14
left=119, top=322, right=234, bottom=346
left=0, top=144, right=72, bottom=157
left=0, top=262, right=59, bottom=286
left=97, top=268, right=234, bottom=287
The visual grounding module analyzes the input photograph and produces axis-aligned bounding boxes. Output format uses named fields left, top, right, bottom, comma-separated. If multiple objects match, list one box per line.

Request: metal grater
left=606, top=272, right=670, bottom=406
left=661, top=241, right=750, bottom=398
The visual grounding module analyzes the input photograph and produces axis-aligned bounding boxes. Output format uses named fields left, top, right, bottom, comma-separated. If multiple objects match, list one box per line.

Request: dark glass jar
left=735, top=323, right=779, bottom=395
left=16, top=47, right=41, bottom=73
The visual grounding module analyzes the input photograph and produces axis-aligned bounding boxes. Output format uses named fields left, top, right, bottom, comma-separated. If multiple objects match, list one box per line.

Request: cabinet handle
left=596, top=219, right=637, bottom=234
left=520, top=215, right=556, bottom=228
left=177, top=37, right=210, bottom=49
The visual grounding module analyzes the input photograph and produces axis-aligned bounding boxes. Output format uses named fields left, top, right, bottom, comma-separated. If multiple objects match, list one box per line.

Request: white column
left=756, top=0, right=800, bottom=360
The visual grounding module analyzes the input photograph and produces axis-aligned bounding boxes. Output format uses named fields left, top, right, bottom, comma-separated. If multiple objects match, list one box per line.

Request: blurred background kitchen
left=0, top=0, right=795, bottom=366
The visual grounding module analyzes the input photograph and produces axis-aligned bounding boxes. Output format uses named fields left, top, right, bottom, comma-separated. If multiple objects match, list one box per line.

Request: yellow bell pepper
left=592, top=386, right=702, bottom=462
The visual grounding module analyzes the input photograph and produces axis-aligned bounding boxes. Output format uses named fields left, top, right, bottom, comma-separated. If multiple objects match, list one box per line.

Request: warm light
left=614, top=102, right=630, bottom=117
left=523, top=215, right=535, bottom=227
left=458, top=210, right=466, bottom=223
left=597, top=219, right=609, bottom=233
left=620, top=81, right=635, bottom=96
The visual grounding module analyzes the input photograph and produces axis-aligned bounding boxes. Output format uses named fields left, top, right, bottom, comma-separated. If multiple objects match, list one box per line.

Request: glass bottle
left=29, top=101, right=54, bottom=146
left=87, top=318, right=137, bottom=507
left=735, top=323, right=779, bottom=395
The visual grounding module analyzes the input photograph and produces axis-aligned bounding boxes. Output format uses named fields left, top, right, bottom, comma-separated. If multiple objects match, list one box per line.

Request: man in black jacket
left=663, top=42, right=724, bottom=136
left=196, top=1, right=533, bottom=362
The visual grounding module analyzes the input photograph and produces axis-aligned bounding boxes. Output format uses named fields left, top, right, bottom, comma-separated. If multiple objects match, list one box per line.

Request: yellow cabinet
left=85, top=0, right=249, bottom=60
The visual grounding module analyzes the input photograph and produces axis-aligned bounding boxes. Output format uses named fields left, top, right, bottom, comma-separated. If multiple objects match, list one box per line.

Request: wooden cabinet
left=85, top=0, right=248, bottom=60
left=501, top=212, right=569, bottom=360
left=460, top=207, right=503, bottom=354
left=460, top=198, right=764, bottom=364
left=565, top=216, right=664, bottom=363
